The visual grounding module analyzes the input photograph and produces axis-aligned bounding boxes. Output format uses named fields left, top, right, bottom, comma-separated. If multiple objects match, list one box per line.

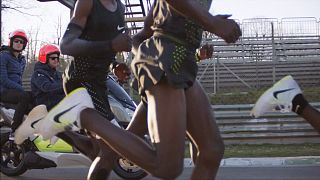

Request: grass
left=223, top=144, right=320, bottom=158
left=185, top=143, right=320, bottom=158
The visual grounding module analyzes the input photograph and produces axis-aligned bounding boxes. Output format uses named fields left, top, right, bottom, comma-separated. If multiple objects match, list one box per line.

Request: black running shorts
left=63, top=62, right=115, bottom=121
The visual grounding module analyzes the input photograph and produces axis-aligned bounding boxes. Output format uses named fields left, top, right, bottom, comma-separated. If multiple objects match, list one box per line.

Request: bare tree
left=55, top=14, right=62, bottom=45
left=25, top=26, right=41, bottom=62
left=1, top=0, right=35, bottom=15
left=1, top=0, right=38, bottom=44
left=33, top=28, right=40, bottom=61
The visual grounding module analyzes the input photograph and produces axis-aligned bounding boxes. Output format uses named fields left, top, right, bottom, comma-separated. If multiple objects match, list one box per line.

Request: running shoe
left=39, top=87, right=94, bottom=140
left=15, top=105, right=48, bottom=144
left=250, top=75, right=302, bottom=118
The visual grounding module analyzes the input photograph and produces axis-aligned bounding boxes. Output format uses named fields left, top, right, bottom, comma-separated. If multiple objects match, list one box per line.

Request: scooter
left=0, top=75, right=147, bottom=179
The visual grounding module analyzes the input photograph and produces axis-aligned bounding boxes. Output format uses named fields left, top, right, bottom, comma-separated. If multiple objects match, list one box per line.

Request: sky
left=211, top=0, right=320, bottom=20
left=2, top=0, right=320, bottom=46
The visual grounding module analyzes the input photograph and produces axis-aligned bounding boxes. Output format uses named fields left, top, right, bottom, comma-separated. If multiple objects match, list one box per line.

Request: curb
left=184, top=156, right=320, bottom=167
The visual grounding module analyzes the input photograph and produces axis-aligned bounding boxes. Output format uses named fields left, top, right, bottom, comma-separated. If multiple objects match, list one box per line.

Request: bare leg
left=88, top=102, right=149, bottom=180
left=59, top=117, right=148, bottom=180
left=126, top=101, right=148, bottom=137
left=57, top=132, right=99, bottom=160
left=56, top=132, right=113, bottom=180
left=80, top=81, right=187, bottom=179
left=300, top=104, right=320, bottom=134
left=185, top=81, right=224, bottom=179
left=86, top=139, right=116, bottom=180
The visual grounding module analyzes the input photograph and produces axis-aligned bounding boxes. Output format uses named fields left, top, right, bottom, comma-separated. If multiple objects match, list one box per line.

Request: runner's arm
left=60, top=0, right=114, bottom=56
left=164, top=0, right=241, bottom=43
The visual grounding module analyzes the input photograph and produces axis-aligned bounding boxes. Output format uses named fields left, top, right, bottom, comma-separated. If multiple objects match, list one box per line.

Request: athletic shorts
left=63, top=61, right=115, bottom=121
left=131, top=34, right=199, bottom=99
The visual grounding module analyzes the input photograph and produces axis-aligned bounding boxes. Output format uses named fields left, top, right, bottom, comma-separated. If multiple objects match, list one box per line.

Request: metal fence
left=204, top=17, right=320, bottom=39
left=214, top=103, right=320, bottom=144
left=198, top=34, right=320, bottom=93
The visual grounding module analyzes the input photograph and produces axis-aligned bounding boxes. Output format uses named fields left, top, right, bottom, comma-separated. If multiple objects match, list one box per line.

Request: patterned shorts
left=131, top=35, right=199, bottom=98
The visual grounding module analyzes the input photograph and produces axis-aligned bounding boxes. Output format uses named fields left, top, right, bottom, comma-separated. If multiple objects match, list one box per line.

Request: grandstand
left=199, top=17, right=320, bottom=93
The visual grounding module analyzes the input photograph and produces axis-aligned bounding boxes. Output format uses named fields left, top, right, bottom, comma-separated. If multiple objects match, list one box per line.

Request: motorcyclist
left=31, top=44, right=65, bottom=111
left=0, top=29, right=33, bottom=136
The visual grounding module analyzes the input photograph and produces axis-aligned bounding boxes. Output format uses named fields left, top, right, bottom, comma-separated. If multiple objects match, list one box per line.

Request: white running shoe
left=39, top=87, right=94, bottom=140
left=250, top=75, right=302, bottom=118
left=15, top=105, right=48, bottom=144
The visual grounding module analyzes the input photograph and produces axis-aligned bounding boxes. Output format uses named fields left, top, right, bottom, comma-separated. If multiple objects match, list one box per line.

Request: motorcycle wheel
left=0, top=132, right=28, bottom=176
left=113, top=156, right=148, bottom=180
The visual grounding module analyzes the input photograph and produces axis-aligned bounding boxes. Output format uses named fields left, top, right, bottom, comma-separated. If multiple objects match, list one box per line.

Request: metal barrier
left=204, top=17, right=320, bottom=39
left=214, top=103, right=320, bottom=144
left=199, top=35, right=320, bottom=93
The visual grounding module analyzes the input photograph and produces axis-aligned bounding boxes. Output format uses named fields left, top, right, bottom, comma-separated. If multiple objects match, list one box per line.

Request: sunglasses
left=13, top=39, right=25, bottom=44
left=48, top=57, right=60, bottom=61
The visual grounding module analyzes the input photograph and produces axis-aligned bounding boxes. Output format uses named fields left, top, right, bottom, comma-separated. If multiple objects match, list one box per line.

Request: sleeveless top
left=70, top=0, right=125, bottom=82
left=152, top=0, right=212, bottom=50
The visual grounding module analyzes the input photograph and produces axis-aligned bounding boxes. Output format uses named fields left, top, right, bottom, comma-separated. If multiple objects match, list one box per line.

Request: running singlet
left=69, top=0, right=125, bottom=82
left=151, top=0, right=212, bottom=49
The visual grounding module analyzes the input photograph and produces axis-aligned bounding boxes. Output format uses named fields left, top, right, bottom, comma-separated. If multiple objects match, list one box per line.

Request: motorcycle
left=0, top=75, right=147, bottom=179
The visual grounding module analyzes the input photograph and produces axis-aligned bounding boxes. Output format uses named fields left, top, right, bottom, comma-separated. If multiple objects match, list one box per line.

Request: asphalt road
left=1, top=166, right=320, bottom=180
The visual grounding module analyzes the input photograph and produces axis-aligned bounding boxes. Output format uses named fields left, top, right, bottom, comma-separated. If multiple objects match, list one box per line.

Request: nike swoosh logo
left=117, top=25, right=125, bottom=32
left=53, top=104, right=79, bottom=123
left=31, top=118, right=42, bottom=129
left=273, top=88, right=294, bottom=99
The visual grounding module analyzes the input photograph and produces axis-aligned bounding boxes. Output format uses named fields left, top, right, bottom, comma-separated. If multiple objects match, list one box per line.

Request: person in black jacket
left=31, top=44, right=65, bottom=111
left=0, top=29, right=33, bottom=135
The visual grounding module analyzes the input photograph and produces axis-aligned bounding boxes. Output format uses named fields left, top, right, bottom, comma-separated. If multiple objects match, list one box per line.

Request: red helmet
left=9, top=29, right=28, bottom=49
left=38, top=44, right=60, bottom=64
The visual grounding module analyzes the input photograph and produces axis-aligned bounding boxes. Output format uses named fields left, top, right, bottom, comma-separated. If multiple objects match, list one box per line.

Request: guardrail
left=214, top=103, right=320, bottom=144
left=197, top=60, right=320, bottom=93
left=21, top=77, right=320, bottom=145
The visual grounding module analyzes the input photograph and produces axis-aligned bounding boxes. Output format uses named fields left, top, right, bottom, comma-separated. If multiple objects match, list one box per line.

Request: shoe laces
left=272, top=101, right=292, bottom=113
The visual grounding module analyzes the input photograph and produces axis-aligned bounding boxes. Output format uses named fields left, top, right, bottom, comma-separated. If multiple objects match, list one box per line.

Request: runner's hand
left=111, top=29, right=132, bottom=52
left=208, top=14, right=242, bottom=43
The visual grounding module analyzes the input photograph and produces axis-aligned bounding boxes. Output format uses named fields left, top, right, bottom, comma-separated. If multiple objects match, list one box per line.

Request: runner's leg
left=300, top=104, right=320, bottom=133
left=185, top=81, right=224, bottom=179
left=80, top=81, right=187, bottom=179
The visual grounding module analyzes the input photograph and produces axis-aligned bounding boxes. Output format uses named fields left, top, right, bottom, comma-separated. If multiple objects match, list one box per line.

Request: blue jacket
left=0, top=50, right=26, bottom=93
left=31, top=62, right=65, bottom=110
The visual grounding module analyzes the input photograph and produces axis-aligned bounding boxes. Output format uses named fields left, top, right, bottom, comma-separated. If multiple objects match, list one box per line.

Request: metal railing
left=205, top=17, right=320, bottom=39
left=213, top=103, right=320, bottom=144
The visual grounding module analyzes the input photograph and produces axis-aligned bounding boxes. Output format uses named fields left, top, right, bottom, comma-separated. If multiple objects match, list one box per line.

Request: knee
left=80, top=108, right=95, bottom=119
